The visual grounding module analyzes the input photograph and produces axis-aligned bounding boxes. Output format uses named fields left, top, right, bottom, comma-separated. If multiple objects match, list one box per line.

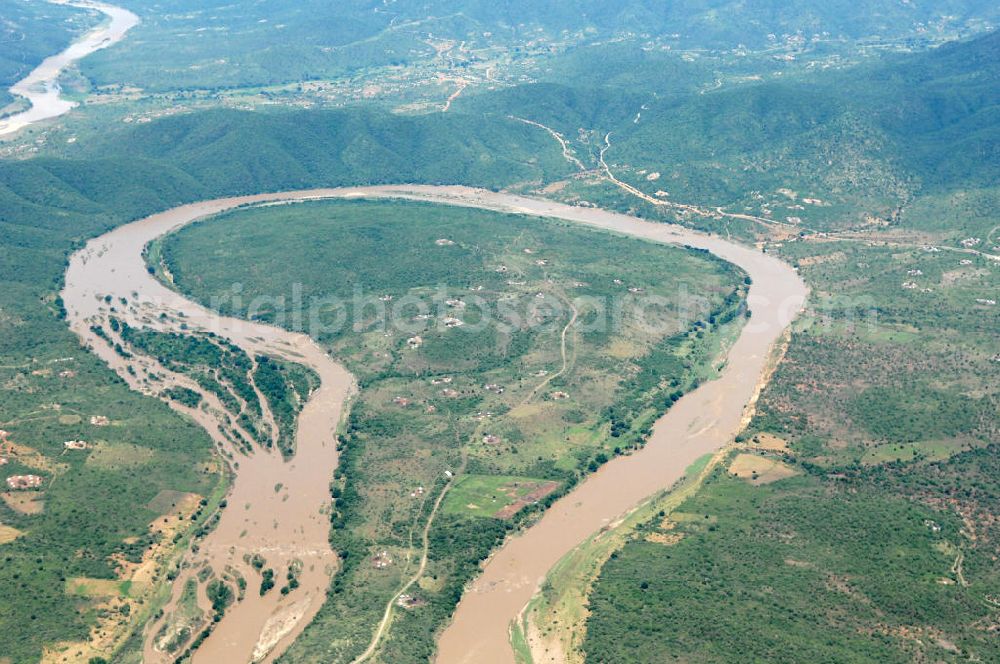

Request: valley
left=59, top=186, right=799, bottom=661
left=0, top=2, right=998, bottom=663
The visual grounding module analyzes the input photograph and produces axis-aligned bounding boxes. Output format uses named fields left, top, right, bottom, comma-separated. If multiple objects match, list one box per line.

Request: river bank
left=0, top=1, right=138, bottom=137
left=62, top=185, right=806, bottom=662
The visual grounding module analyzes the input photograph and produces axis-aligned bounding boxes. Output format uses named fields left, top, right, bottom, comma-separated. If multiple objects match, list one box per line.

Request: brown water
left=61, top=186, right=806, bottom=663
left=62, top=194, right=357, bottom=663
left=0, top=1, right=138, bottom=137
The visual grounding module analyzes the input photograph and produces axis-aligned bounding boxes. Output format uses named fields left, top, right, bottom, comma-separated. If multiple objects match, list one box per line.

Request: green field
left=161, top=198, right=746, bottom=662
left=443, top=475, right=561, bottom=519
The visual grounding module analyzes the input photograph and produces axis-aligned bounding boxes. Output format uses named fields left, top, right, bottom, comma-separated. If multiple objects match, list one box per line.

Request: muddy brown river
left=62, top=185, right=806, bottom=663
left=0, top=1, right=138, bottom=137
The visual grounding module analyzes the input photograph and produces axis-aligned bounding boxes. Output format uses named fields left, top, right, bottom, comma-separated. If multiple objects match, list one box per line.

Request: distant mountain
left=418, top=0, right=1000, bottom=46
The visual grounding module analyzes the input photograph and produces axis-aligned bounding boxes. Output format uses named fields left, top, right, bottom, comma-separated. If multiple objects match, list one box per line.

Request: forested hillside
left=0, top=0, right=97, bottom=108
left=460, top=29, right=1000, bottom=229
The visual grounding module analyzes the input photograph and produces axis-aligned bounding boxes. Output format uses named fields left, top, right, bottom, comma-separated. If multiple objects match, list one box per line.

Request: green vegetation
left=443, top=475, right=560, bottom=519
left=1, top=1, right=999, bottom=660
left=77, top=0, right=1000, bottom=95
left=160, top=385, right=202, bottom=408
left=71, top=106, right=569, bottom=192
left=254, top=356, right=319, bottom=455
left=114, top=323, right=315, bottom=457
left=259, top=568, right=276, bottom=596
left=0, top=101, right=570, bottom=662
left=0, top=0, right=98, bottom=109
left=161, top=198, right=744, bottom=661
left=119, top=324, right=270, bottom=445
left=205, top=578, right=234, bottom=619
left=585, top=460, right=998, bottom=662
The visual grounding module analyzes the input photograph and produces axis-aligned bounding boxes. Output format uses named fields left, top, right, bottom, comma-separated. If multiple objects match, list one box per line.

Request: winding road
left=62, top=185, right=807, bottom=663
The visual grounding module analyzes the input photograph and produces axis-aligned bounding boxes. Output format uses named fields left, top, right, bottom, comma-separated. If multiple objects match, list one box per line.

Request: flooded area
left=61, top=186, right=806, bottom=662
left=0, top=1, right=138, bottom=137
left=62, top=195, right=357, bottom=663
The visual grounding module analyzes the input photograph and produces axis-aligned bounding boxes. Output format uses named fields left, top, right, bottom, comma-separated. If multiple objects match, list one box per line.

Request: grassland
left=160, top=198, right=746, bottom=661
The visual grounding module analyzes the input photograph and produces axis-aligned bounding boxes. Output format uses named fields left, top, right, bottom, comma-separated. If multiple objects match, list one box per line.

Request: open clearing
left=862, top=438, right=977, bottom=465
left=749, top=432, right=789, bottom=451
left=1, top=491, right=45, bottom=514
left=146, top=489, right=201, bottom=515
left=65, top=577, right=125, bottom=599
left=443, top=475, right=560, bottom=519
left=0, top=523, right=23, bottom=544
left=728, top=453, right=800, bottom=485
left=84, top=441, right=159, bottom=469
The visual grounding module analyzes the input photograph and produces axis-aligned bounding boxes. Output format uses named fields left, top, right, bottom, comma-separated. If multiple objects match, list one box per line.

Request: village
left=1, top=413, right=111, bottom=493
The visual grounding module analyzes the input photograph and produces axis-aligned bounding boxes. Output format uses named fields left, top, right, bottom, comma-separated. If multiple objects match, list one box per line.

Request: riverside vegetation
left=159, top=198, right=747, bottom=661
left=0, top=108, right=571, bottom=662
left=583, top=237, right=999, bottom=662
left=1, top=2, right=999, bottom=661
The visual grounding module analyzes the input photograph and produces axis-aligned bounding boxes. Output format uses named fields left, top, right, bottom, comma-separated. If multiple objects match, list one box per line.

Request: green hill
left=0, top=0, right=98, bottom=108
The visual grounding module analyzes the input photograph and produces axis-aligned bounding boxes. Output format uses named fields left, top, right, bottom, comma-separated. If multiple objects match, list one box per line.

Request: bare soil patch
left=645, top=531, right=684, bottom=546
left=0, top=523, right=23, bottom=544
left=729, top=453, right=800, bottom=485
left=749, top=432, right=789, bottom=451
left=2, top=490, right=45, bottom=514
left=3, top=442, right=64, bottom=473
left=495, top=480, right=560, bottom=519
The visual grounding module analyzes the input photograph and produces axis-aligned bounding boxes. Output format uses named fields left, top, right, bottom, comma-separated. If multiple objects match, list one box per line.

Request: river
left=0, top=1, right=138, bottom=137
left=61, top=185, right=806, bottom=662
